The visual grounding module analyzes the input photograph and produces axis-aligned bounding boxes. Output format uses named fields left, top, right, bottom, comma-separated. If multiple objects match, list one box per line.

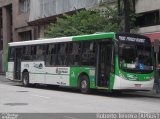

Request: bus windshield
left=119, top=43, right=153, bottom=73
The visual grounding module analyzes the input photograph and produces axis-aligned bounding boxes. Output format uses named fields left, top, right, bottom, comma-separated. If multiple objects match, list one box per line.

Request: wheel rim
left=81, top=80, right=87, bottom=89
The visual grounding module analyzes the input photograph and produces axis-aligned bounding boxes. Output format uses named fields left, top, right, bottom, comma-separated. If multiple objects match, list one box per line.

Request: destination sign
left=118, top=36, right=146, bottom=43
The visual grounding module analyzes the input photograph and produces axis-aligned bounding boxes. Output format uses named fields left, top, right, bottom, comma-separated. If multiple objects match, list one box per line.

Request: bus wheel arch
left=22, top=69, right=30, bottom=87
left=78, top=73, right=90, bottom=94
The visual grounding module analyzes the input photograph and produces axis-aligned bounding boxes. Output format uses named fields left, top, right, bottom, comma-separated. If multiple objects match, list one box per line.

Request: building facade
left=0, top=0, right=107, bottom=72
left=0, top=0, right=37, bottom=50
left=134, top=0, right=160, bottom=42
left=0, top=0, right=39, bottom=72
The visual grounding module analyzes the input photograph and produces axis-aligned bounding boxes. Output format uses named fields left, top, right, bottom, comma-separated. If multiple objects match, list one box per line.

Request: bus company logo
left=127, top=74, right=137, bottom=80
left=33, top=63, right=43, bottom=69
left=56, top=68, right=68, bottom=74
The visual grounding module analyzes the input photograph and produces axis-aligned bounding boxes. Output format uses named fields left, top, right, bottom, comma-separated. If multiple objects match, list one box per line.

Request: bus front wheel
left=22, top=72, right=30, bottom=87
left=79, top=75, right=90, bottom=94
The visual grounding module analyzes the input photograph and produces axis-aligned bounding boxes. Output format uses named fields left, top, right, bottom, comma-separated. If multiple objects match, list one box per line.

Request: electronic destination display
left=116, top=33, right=151, bottom=45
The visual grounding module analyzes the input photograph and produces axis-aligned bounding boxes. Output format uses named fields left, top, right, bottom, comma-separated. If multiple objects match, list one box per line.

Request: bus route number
left=24, top=64, right=29, bottom=68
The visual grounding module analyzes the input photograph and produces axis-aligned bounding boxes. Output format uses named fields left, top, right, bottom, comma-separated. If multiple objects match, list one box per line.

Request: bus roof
left=8, top=32, right=115, bottom=47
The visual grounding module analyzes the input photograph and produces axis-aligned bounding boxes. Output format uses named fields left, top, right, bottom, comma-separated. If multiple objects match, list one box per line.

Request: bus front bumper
left=113, top=75, right=154, bottom=91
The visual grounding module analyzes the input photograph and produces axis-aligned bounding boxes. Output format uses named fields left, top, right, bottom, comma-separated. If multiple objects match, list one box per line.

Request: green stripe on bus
left=72, top=32, right=115, bottom=41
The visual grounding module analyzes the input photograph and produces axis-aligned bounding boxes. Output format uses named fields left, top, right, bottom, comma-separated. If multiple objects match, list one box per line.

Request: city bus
left=6, top=32, right=154, bottom=93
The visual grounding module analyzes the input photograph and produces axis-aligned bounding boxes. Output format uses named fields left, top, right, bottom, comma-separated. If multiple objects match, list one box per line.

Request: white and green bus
left=6, top=32, right=154, bottom=93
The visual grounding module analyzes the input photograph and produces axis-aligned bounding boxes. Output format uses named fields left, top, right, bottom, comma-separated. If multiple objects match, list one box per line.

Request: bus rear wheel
left=79, top=75, right=90, bottom=94
left=22, top=72, right=30, bottom=87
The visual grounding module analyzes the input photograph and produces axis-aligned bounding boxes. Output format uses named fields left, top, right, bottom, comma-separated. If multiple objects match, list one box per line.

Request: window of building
left=135, top=10, right=160, bottom=27
left=19, top=31, right=32, bottom=41
left=19, top=0, right=30, bottom=14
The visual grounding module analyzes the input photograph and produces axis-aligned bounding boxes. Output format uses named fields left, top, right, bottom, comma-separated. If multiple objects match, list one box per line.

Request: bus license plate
left=135, top=84, right=142, bottom=88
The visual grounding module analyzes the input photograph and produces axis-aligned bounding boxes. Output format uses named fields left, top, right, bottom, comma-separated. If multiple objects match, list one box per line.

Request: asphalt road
left=0, top=75, right=160, bottom=114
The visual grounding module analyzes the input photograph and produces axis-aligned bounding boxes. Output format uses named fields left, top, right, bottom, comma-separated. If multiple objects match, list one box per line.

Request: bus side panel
left=45, top=67, right=70, bottom=86
left=21, top=61, right=46, bottom=84
left=69, top=67, right=96, bottom=89
left=6, top=62, right=14, bottom=80
left=21, top=61, right=70, bottom=86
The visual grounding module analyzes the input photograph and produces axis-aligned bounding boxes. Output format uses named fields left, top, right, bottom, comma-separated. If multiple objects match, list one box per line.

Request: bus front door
left=14, top=48, right=21, bottom=80
left=96, top=42, right=113, bottom=88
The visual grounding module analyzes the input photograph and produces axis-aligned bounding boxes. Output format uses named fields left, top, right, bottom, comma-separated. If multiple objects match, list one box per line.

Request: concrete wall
left=134, top=0, right=160, bottom=35
left=2, top=5, right=12, bottom=51
left=132, top=25, right=160, bottom=34
left=136, top=0, right=160, bottom=13
left=0, top=0, right=12, bottom=7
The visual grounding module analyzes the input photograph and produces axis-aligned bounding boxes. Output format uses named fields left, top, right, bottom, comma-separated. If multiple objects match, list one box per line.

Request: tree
left=45, top=6, right=122, bottom=38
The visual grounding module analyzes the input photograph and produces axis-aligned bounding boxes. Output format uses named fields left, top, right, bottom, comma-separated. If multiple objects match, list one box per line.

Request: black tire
left=79, top=75, right=90, bottom=94
left=22, top=72, right=30, bottom=87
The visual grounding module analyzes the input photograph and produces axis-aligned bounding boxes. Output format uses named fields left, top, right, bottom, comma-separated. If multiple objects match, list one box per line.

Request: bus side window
left=36, top=45, right=44, bottom=60
left=45, top=44, right=57, bottom=66
left=23, top=46, right=31, bottom=61
left=8, top=47, right=14, bottom=62
left=31, top=45, right=37, bottom=60
left=81, top=41, right=95, bottom=66
left=57, top=43, right=68, bottom=66
left=68, top=42, right=81, bottom=66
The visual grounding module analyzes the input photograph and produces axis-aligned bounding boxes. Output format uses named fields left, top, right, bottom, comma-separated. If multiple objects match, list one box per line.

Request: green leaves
left=45, top=6, right=122, bottom=38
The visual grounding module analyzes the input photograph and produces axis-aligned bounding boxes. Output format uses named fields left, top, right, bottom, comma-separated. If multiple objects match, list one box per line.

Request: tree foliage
left=45, top=6, right=122, bottom=38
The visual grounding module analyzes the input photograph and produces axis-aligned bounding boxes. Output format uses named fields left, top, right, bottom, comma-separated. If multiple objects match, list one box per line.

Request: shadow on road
left=1, top=77, right=160, bottom=99
left=15, top=84, right=160, bottom=99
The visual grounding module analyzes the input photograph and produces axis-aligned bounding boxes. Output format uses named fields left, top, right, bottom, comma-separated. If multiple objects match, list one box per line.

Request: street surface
left=0, top=75, right=160, bottom=113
